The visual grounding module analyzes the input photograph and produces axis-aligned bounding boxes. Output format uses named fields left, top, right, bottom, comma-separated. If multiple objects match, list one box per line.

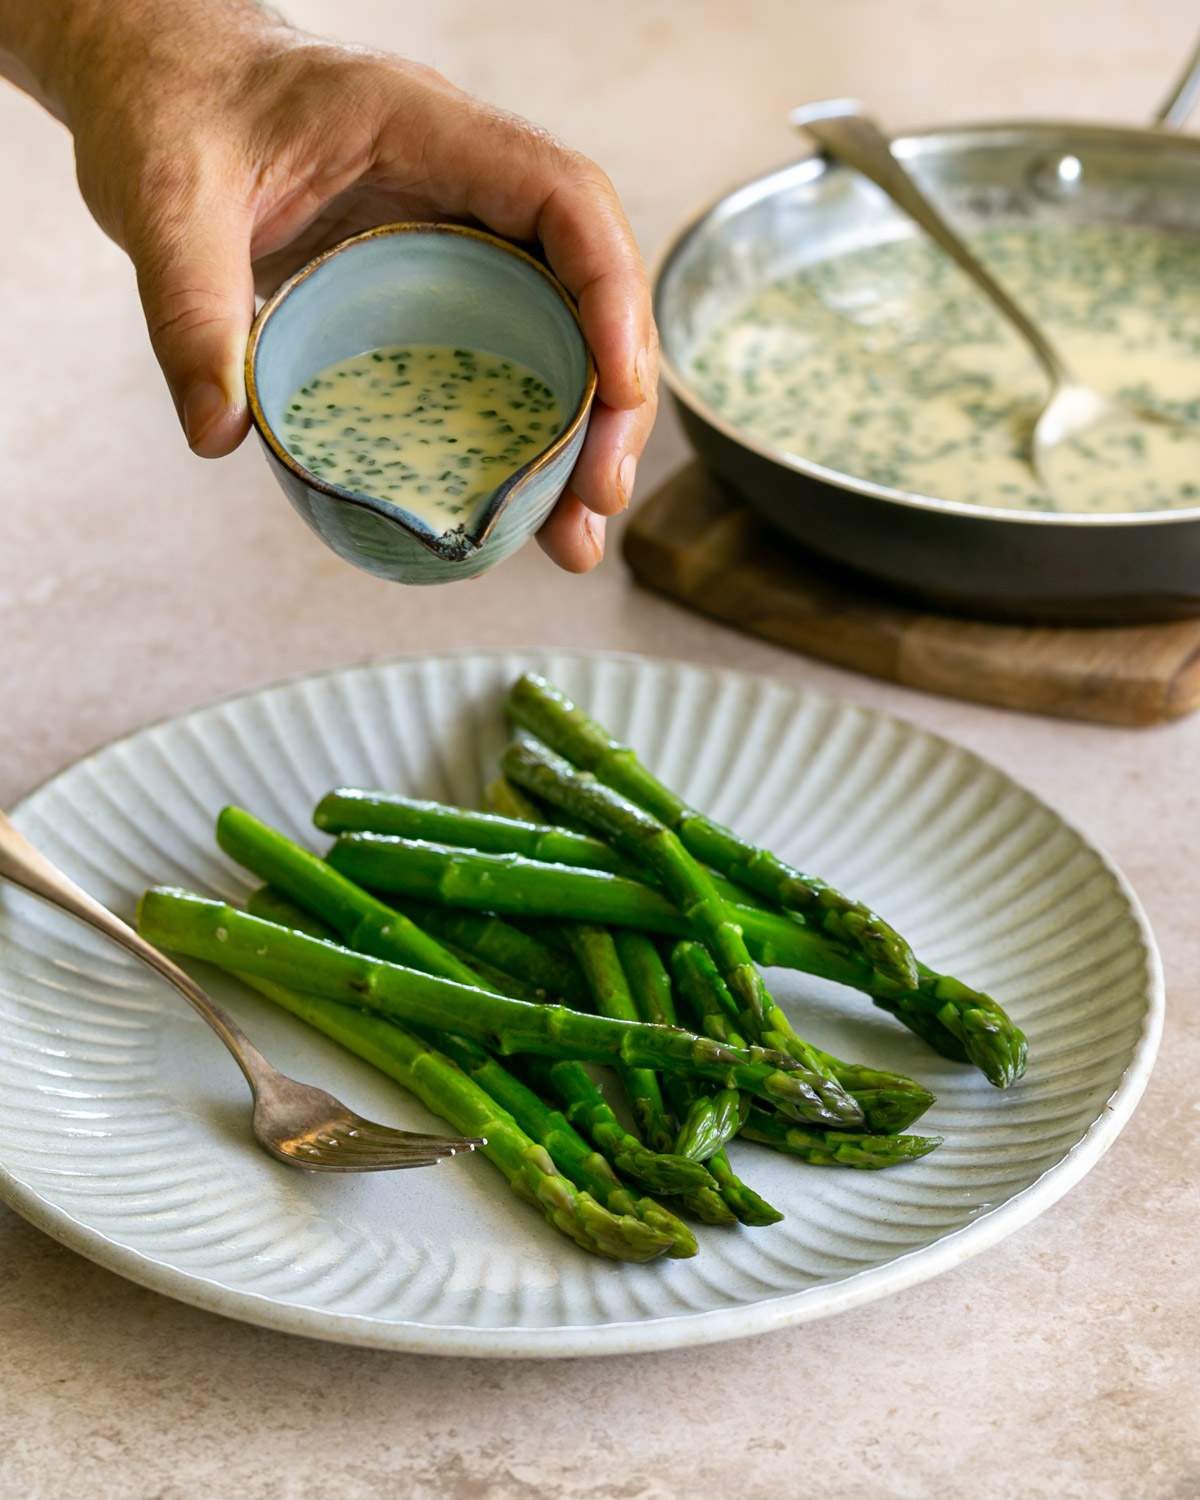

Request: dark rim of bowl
left=654, top=117, right=1200, bottom=531
left=245, top=222, right=598, bottom=561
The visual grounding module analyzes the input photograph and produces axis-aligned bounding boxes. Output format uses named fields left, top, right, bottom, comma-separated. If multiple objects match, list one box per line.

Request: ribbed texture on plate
left=0, top=652, right=1161, bottom=1354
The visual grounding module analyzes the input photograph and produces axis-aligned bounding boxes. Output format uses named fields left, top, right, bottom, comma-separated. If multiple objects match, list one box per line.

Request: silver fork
left=0, top=809, right=482, bottom=1172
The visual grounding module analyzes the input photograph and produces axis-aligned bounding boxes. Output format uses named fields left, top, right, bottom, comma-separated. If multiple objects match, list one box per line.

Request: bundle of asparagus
left=136, top=672, right=1027, bottom=1263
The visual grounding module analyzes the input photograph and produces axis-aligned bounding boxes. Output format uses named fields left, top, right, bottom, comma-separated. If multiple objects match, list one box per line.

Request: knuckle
left=563, top=150, right=612, bottom=194
left=394, top=57, right=453, bottom=92
left=479, top=104, right=570, bottom=168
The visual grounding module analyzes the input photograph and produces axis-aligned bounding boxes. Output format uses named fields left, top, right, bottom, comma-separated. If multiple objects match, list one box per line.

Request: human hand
left=15, top=0, right=658, bottom=570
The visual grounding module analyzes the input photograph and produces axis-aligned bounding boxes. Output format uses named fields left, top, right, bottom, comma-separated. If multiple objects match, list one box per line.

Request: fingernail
left=635, top=347, right=650, bottom=397
left=183, top=380, right=229, bottom=451
left=585, top=512, right=607, bottom=561
left=618, top=454, right=637, bottom=508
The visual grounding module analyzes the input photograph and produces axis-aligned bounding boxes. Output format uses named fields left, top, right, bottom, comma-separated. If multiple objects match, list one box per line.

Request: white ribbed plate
left=0, top=651, right=1162, bottom=1356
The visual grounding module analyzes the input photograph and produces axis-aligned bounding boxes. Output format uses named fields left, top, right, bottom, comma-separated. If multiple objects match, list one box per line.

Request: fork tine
left=334, top=1121, right=485, bottom=1153
left=315, top=1139, right=457, bottom=1164
left=302, top=1153, right=443, bottom=1172
left=329, top=1145, right=446, bottom=1167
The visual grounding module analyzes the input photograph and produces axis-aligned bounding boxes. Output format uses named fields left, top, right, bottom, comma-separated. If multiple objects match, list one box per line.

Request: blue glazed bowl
left=246, top=224, right=596, bottom=584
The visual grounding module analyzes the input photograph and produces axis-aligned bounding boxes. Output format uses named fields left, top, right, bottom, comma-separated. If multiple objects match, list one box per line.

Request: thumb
left=133, top=203, right=255, bottom=458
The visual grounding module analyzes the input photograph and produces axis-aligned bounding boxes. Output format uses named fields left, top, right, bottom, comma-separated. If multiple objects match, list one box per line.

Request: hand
left=10, top=0, right=659, bottom=571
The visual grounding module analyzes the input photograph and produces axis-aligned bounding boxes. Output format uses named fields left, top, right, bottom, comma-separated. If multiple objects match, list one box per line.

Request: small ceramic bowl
left=246, top=223, right=596, bottom=585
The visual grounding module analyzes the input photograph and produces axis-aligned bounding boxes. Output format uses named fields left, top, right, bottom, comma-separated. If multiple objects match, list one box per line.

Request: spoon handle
left=791, top=99, right=1072, bottom=389
left=1153, top=34, right=1200, bottom=130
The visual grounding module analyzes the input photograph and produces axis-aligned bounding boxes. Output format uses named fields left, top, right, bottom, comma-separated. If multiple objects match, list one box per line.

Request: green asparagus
left=330, top=832, right=1025, bottom=1088
left=218, top=806, right=481, bottom=987
left=480, top=790, right=747, bottom=1221
left=672, top=1088, right=748, bottom=1163
left=501, top=739, right=777, bottom=1035
left=563, top=924, right=678, bottom=1153
left=742, top=1110, right=942, bottom=1169
left=234, top=975, right=673, bottom=1260
left=244, top=887, right=696, bottom=1256
left=137, top=890, right=838, bottom=1116
left=616, top=930, right=782, bottom=1227
left=325, top=786, right=777, bottom=915
left=522, top=1057, right=711, bottom=1194
left=670, top=941, right=935, bottom=1134
left=226, top=819, right=702, bottom=1245
left=315, top=789, right=641, bottom=879
left=391, top=901, right=590, bottom=1008
left=507, top=672, right=918, bottom=988
left=433, top=1029, right=696, bottom=1253
left=484, top=774, right=545, bottom=824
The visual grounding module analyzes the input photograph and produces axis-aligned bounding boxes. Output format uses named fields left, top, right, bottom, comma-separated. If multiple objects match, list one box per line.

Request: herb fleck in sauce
left=282, top=345, right=563, bottom=531
left=691, top=224, right=1200, bottom=514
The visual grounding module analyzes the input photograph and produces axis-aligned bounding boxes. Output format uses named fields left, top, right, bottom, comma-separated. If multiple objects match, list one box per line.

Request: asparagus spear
left=563, top=924, right=678, bottom=1153
left=391, top=901, right=590, bottom=1009
left=741, top=1110, right=942, bottom=1169
left=248, top=881, right=545, bottom=1005
left=616, top=930, right=783, bottom=1227
left=137, top=890, right=838, bottom=1115
left=226, top=817, right=701, bottom=1245
left=484, top=774, right=545, bottom=824
left=228, top=974, right=673, bottom=1260
left=670, top=941, right=935, bottom=1134
left=524, top=1061, right=735, bottom=1227
left=471, top=797, right=741, bottom=1221
left=521, top=1057, right=711, bottom=1194
left=321, top=787, right=774, bottom=913
left=433, top=1030, right=696, bottom=1252
left=672, top=1089, right=748, bottom=1163
left=487, top=724, right=1022, bottom=1089
left=330, top=833, right=1025, bottom=1088
left=502, top=740, right=870, bottom=1130
left=507, top=672, right=918, bottom=989
left=244, top=887, right=697, bottom=1257
left=225, top=802, right=594, bottom=1008
left=218, top=806, right=482, bottom=987
left=501, top=740, right=773, bottom=1028
left=315, top=789, right=641, bottom=880
left=664, top=944, right=942, bottom=1167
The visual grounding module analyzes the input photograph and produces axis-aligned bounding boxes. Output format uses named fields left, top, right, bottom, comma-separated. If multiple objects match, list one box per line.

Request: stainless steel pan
left=655, top=114, right=1200, bottom=621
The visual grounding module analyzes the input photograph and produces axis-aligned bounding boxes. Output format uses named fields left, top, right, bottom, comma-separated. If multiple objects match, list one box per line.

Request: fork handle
left=0, top=809, right=272, bottom=1094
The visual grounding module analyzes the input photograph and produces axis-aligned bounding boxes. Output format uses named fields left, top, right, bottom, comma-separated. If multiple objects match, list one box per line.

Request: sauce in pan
left=691, top=224, right=1200, bottom=513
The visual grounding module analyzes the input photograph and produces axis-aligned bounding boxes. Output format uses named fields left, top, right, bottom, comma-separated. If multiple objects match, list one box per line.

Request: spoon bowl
left=246, top=223, right=596, bottom=585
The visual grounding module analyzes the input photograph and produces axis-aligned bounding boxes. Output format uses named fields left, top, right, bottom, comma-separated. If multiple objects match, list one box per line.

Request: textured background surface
left=1, top=1, right=1197, bottom=1495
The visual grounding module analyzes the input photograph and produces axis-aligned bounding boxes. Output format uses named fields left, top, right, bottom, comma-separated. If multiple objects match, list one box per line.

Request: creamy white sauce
left=690, top=224, right=1200, bottom=514
left=281, top=345, right=563, bottom=532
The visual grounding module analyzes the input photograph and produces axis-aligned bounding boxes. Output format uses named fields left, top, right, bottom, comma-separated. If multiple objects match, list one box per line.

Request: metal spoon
left=790, top=98, right=1195, bottom=509
left=1153, top=33, right=1200, bottom=129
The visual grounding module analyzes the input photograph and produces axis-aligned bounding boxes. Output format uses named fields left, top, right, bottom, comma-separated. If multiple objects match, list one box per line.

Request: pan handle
left=1152, top=34, right=1200, bottom=130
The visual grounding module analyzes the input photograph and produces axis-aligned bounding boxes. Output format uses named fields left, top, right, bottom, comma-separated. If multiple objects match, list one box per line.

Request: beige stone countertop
left=2, top=2, right=1198, bottom=1495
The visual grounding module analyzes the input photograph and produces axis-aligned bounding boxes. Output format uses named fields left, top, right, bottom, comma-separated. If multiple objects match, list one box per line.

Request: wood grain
left=622, top=463, right=1200, bottom=726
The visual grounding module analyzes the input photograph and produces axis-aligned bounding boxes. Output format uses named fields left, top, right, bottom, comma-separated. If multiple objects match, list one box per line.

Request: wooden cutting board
left=622, top=463, right=1200, bottom=726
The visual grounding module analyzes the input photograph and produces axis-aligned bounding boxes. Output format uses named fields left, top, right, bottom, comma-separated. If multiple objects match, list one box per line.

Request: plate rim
left=0, top=647, right=1165, bottom=1357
